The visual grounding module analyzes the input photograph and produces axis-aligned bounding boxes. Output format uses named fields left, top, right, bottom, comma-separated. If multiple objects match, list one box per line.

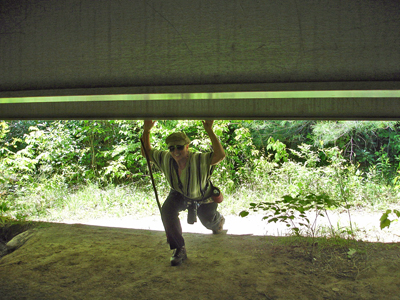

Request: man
left=141, top=120, right=226, bottom=266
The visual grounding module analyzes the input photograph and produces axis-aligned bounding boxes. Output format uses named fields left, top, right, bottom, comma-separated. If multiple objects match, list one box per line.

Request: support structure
left=1, top=1, right=399, bottom=119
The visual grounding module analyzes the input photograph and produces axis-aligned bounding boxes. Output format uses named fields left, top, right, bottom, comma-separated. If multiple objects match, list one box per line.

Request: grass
left=3, top=177, right=400, bottom=220
left=2, top=179, right=398, bottom=228
left=5, top=182, right=162, bottom=222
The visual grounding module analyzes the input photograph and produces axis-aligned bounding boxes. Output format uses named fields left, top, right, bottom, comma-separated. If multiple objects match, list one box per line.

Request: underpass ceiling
left=1, top=0, right=399, bottom=119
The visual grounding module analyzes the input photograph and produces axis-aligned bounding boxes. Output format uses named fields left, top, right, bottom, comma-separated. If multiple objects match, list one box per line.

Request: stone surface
left=6, top=229, right=36, bottom=252
left=0, top=241, right=7, bottom=258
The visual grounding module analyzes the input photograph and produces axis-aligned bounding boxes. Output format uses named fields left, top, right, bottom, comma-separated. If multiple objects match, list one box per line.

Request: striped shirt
left=150, top=149, right=215, bottom=200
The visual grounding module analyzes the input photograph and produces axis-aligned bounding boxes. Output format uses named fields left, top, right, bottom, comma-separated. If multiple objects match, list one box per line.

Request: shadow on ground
left=0, top=222, right=399, bottom=300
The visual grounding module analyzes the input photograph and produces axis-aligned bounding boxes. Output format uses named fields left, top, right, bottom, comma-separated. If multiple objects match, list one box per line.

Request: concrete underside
left=1, top=0, right=399, bottom=119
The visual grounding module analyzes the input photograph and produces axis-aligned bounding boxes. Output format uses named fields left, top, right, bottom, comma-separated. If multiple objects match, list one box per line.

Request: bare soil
left=1, top=214, right=400, bottom=300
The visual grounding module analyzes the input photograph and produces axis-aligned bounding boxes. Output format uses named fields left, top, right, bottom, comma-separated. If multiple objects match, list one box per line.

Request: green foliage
left=0, top=121, right=9, bottom=186
left=266, top=137, right=288, bottom=163
left=0, top=121, right=8, bottom=144
left=380, top=209, right=400, bottom=230
left=0, top=191, right=27, bottom=226
left=239, top=192, right=354, bottom=260
left=240, top=193, right=341, bottom=237
left=2, top=120, right=400, bottom=187
left=0, top=201, right=10, bottom=225
left=2, top=120, right=47, bottom=153
left=312, top=121, right=400, bottom=172
left=245, top=120, right=315, bottom=149
left=2, top=119, right=400, bottom=231
left=0, top=121, right=23, bottom=187
left=290, top=144, right=321, bottom=167
left=0, top=120, right=150, bottom=185
left=374, top=146, right=392, bottom=183
left=216, top=121, right=260, bottom=189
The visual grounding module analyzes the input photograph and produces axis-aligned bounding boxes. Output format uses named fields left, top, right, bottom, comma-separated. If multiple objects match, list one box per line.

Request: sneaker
left=170, top=246, right=187, bottom=266
left=212, top=216, right=225, bottom=234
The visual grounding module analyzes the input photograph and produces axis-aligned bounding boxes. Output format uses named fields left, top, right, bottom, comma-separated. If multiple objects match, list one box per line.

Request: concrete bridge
left=1, top=0, right=399, bottom=120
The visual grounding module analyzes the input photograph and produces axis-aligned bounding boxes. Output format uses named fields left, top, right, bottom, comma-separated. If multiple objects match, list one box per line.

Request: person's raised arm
left=202, top=120, right=226, bottom=165
left=141, top=120, right=156, bottom=160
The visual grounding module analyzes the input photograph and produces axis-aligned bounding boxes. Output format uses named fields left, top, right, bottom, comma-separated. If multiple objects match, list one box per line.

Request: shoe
left=170, top=246, right=187, bottom=266
left=212, top=216, right=225, bottom=234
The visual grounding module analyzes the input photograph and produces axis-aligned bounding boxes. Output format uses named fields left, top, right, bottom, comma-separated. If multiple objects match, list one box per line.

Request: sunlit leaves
left=380, top=209, right=400, bottom=230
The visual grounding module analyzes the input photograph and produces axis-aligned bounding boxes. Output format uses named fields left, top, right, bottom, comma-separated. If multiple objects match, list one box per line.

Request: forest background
left=1, top=120, right=400, bottom=232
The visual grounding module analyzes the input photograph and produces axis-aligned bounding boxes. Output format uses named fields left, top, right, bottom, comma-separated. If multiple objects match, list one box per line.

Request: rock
left=6, top=229, right=35, bottom=252
left=0, top=241, right=8, bottom=257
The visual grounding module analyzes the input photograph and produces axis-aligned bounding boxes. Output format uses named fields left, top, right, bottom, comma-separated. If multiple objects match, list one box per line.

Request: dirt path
left=67, top=208, right=400, bottom=243
left=1, top=218, right=400, bottom=300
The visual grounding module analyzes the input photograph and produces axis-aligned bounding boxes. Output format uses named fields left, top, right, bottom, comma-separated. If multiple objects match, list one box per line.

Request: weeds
left=240, top=193, right=350, bottom=260
left=1, top=194, right=32, bottom=246
left=237, top=144, right=395, bottom=270
left=0, top=201, right=10, bottom=225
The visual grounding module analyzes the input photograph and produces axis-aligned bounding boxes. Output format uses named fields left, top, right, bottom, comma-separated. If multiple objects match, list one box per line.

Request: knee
left=161, top=193, right=184, bottom=220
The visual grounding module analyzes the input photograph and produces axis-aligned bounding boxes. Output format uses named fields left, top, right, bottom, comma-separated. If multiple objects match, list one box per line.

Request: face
left=169, top=144, right=189, bottom=163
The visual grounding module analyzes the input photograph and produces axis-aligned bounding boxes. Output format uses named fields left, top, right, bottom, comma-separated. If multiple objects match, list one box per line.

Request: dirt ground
left=1, top=214, right=400, bottom=300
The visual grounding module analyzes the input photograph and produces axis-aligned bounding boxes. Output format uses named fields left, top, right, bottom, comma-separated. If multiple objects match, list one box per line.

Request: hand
left=202, top=120, right=214, bottom=131
left=144, top=120, right=156, bottom=131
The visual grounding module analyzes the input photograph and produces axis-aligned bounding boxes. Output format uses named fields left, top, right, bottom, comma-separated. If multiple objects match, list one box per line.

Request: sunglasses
left=168, top=145, right=185, bottom=152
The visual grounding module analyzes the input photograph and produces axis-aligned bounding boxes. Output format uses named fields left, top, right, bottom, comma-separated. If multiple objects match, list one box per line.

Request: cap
left=166, top=132, right=191, bottom=147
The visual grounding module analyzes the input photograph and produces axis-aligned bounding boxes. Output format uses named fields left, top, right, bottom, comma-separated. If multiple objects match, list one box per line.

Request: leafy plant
left=240, top=193, right=341, bottom=237
left=0, top=201, right=10, bottom=225
left=245, top=120, right=315, bottom=150
left=375, top=146, right=392, bottom=183
left=240, top=193, right=344, bottom=260
left=380, top=209, right=400, bottom=230
left=312, top=121, right=400, bottom=174
left=266, top=137, right=288, bottom=163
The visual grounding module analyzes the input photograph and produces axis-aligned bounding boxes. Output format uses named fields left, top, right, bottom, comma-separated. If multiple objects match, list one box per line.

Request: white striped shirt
left=150, top=150, right=215, bottom=200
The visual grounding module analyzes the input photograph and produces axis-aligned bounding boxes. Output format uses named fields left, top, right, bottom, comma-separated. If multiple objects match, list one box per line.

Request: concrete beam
left=1, top=82, right=399, bottom=120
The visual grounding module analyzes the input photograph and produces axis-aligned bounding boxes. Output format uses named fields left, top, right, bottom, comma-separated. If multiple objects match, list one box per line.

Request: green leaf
left=0, top=202, right=10, bottom=213
left=239, top=211, right=249, bottom=218
left=282, top=195, right=293, bottom=202
left=380, top=218, right=391, bottom=230
left=347, top=248, right=357, bottom=258
left=380, top=210, right=391, bottom=222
